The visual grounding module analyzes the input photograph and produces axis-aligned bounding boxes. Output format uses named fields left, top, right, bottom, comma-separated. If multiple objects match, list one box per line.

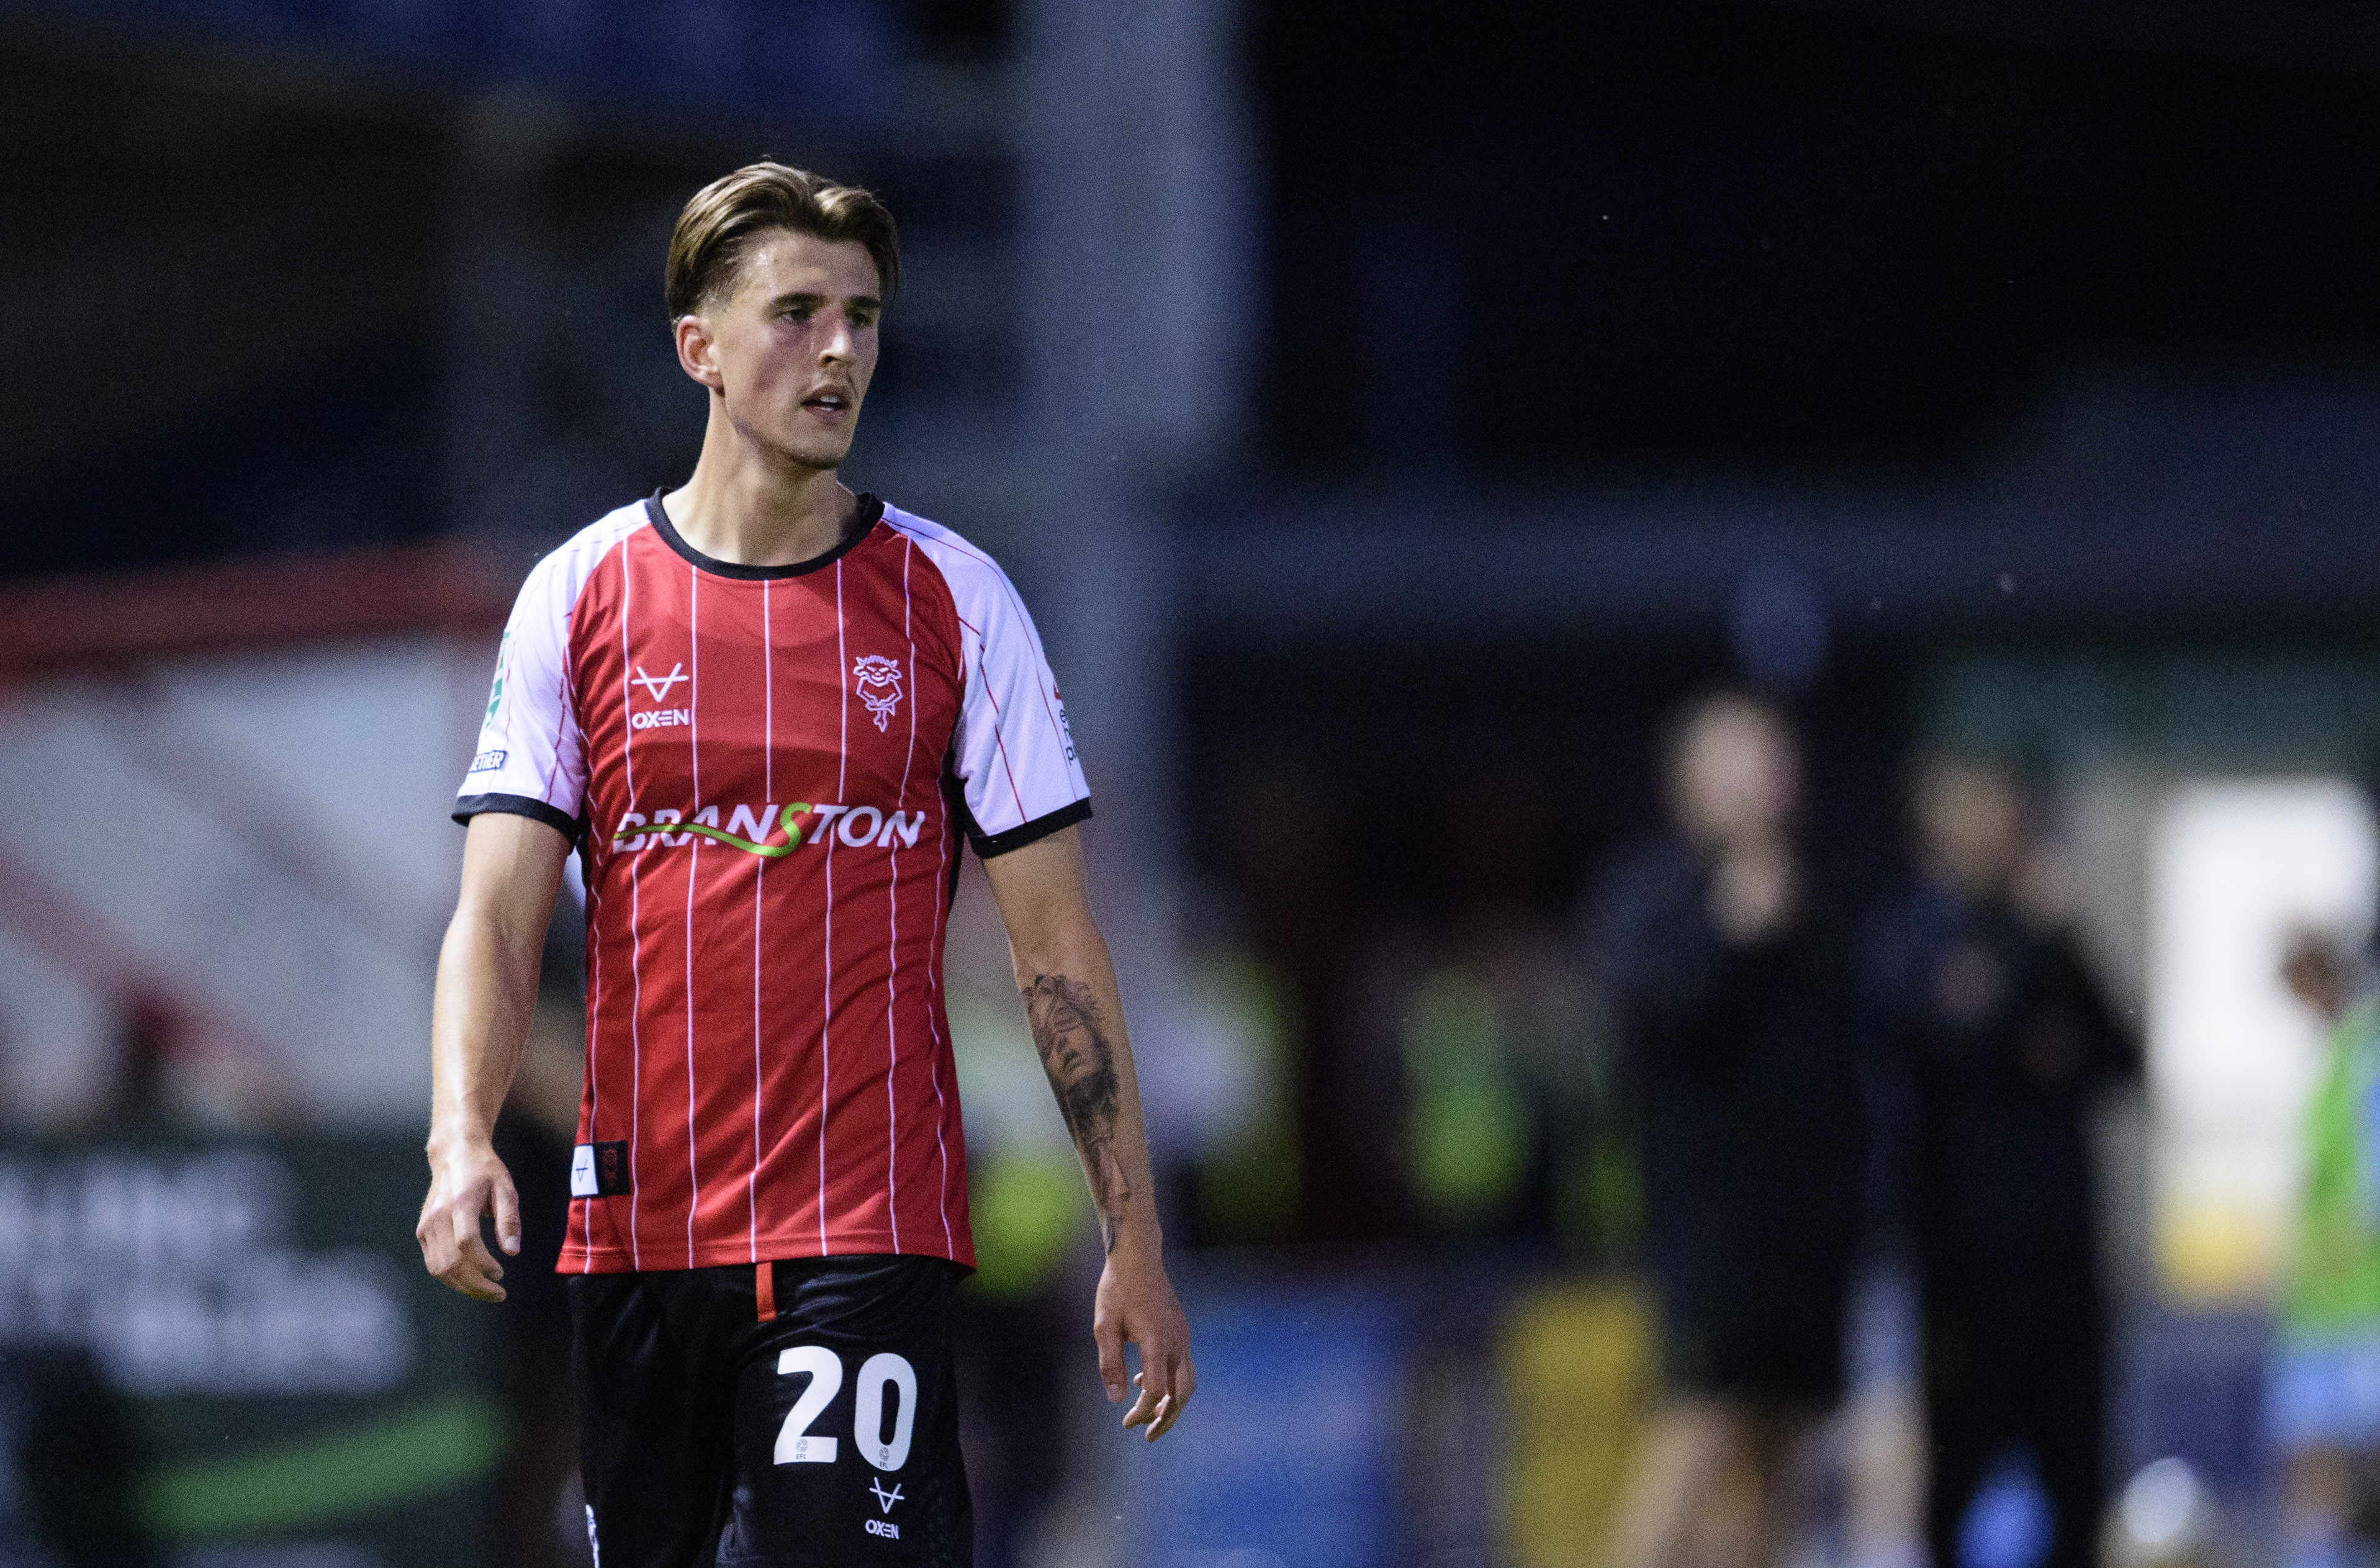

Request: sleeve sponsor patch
left=467, top=749, right=507, bottom=773
left=570, top=1141, right=633, bottom=1197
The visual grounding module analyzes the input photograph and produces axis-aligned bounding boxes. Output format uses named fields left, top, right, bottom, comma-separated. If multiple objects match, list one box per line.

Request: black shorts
left=569, top=1255, right=972, bottom=1568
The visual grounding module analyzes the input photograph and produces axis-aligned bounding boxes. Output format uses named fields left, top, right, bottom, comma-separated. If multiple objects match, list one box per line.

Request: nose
left=819, top=315, right=856, bottom=367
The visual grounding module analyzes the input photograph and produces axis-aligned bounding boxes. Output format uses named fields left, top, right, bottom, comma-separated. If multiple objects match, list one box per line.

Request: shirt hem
left=556, top=1228, right=977, bottom=1275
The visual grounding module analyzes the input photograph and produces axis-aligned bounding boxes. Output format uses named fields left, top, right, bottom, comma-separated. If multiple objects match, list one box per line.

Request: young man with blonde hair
left=417, top=162, right=1192, bottom=1566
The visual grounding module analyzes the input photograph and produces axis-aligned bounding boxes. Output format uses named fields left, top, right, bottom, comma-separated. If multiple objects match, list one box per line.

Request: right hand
left=1093, top=1232, right=1196, bottom=1442
left=416, top=1138, right=521, bottom=1302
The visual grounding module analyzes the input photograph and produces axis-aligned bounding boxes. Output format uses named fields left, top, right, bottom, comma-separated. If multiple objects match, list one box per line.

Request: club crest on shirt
left=853, top=655, right=903, bottom=732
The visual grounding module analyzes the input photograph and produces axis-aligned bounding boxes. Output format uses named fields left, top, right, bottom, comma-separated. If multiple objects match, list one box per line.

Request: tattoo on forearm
left=1022, top=973, right=1130, bottom=1250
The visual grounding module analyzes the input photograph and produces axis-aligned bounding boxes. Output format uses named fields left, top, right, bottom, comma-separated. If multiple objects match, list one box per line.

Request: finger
left=441, top=1256, right=507, bottom=1302
left=418, top=1179, right=505, bottom=1301
left=442, top=1210, right=506, bottom=1300
left=1094, top=1315, right=1127, bottom=1404
left=451, top=1196, right=505, bottom=1284
left=417, top=1191, right=453, bottom=1275
left=1120, top=1363, right=1163, bottom=1430
left=1147, top=1348, right=1192, bottom=1440
left=426, top=1207, right=503, bottom=1300
left=1145, top=1363, right=1180, bottom=1440
left=415, top=1187, right=445, bottom=1264
left=492, top=1168, right=522, bottom=1257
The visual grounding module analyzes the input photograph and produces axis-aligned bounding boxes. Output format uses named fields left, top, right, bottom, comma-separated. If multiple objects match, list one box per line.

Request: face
left=676, top=229, right=882, bottom=471
left=1669, top=697, right=1799, bottom=849
left=1912, top=756, right=2026, bottom=895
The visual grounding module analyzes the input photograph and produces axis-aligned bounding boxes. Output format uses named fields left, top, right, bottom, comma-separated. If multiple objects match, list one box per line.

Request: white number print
left=774, top=1346, right=843, bottom=1464
left=854, top=1353, right=918, bottom=1472
left=772, top=1347, right=921, bottom=1472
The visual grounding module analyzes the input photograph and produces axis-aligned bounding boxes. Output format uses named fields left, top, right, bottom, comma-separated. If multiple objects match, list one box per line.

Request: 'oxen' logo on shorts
left=853, top=656, right=902, bottom=732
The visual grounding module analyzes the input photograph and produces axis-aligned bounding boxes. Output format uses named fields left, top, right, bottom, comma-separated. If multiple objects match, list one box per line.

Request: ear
left=674, top=314, right=724, bottom=393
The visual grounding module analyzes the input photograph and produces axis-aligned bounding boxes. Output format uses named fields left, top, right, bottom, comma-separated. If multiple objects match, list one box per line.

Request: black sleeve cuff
left=454, top=793, right=584, bottom=848
left=968, top=797, right=1093, bottom=858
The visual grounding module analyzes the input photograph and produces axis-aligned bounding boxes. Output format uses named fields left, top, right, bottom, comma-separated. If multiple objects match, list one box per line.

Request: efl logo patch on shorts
left=570, top=1142, right=632, bottom=1197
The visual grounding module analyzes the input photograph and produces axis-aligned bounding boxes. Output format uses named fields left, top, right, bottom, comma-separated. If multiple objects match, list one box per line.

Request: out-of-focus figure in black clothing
left=1595, top=692, right=1865, bottom=1568
left=1862, top=754, right=2141, bottom=1568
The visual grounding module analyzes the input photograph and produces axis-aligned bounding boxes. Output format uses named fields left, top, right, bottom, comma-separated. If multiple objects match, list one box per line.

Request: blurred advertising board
left=1112, top=1282, right=1409, bottom=1568
left=0, top=1135, right=501, bottom=1566
left=1499, top=1282, right=1654, bottom=1568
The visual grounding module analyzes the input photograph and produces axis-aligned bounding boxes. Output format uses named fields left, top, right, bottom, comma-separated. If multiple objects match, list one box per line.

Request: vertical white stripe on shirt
left=581, top=868, right=602, bottom=1272
left=883, top=539, right=921, bottom=1252
left=684, top=564, right=701, bottom=1267
left=820, top=561, right=849, bottom=1255
left=621, top=545, right=645, bottom=1270
left=752, top=581, right=771, bottom=1263
left=924, top=785, right=956, bottom=1256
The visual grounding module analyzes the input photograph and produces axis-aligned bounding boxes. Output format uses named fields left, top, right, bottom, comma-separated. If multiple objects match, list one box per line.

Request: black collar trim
left=643, top=490, right=884, bottom=580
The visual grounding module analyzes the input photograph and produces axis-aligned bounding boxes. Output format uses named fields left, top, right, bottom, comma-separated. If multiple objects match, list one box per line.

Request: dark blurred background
left=4, top=2, right=2379, bottom=1565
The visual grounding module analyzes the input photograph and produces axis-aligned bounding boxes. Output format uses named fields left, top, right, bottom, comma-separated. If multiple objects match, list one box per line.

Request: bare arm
left=981, top=826, right=1194, bottom=1440
left=416, top=811, right=570, bottom=1302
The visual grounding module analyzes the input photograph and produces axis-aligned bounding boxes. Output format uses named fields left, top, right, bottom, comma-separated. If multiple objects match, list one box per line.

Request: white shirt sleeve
left=453, top=547, right=591, bottom=844
left=944, top=557, right=1091, bottom=856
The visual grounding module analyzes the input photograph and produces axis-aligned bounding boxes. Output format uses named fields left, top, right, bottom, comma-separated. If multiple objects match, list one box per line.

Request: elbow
left=444, top=894, right=546, bottom=981
left=1009, top=914, right=1110, bottom=991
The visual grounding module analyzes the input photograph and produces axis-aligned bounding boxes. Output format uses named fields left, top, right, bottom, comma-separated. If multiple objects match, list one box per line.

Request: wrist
left=1106, top=1212, right=1165, bottom=1262
left=425, top=1125, right=497, bottom=1164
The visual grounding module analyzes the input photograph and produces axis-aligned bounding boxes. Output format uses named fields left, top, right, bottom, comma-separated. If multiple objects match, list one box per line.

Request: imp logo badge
left=869, top=1479, right=904, bottom=1515
left=853, top=656, right=903, bottom=732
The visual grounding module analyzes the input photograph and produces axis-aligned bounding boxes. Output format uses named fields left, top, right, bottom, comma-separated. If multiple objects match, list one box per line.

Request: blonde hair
left=664, top=162, right=899, bottom=320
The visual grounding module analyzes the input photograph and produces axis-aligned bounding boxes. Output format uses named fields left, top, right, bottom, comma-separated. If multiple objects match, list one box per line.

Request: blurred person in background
left=416, top=161, right=1191, bottom=1567
left=0, top=1342, right=153, bottom=1567
left=1861, top=753, right=2139, bottom=1568
left=2268, top=922, right=2380, bottom=1568
left=0, top=996, right=192, bottom=1567
left=1591, top=691, right=1865, bottom=1568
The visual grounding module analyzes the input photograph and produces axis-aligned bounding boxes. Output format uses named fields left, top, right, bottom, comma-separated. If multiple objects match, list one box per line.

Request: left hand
left=415, top=1136, right=520, bottom=1302
left=1093, top=1233, right=1195, bottom=1441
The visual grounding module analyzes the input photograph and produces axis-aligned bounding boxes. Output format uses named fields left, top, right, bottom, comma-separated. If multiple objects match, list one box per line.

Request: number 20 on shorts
left=774, top=1348, right=919, bottom=1471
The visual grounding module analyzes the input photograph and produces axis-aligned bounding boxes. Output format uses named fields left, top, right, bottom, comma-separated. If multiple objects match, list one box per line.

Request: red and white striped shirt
left=455, top=493, right=1089, bottom=1273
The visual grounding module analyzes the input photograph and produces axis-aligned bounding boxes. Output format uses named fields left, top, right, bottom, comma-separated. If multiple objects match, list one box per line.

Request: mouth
left=801, top=389, right=852, bottom=418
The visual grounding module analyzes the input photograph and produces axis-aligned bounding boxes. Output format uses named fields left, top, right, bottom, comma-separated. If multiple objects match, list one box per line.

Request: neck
left=663, top=400, right=856, bottom=567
